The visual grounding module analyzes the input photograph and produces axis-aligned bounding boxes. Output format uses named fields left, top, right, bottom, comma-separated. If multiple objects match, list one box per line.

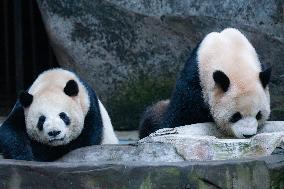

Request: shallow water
left=115, top=130, right=139, bottom=144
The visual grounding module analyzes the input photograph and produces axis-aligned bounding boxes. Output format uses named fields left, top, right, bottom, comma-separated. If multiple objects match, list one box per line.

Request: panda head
left=211, top=68, right=271, bottom=138
left=19, top=75, right=89, bottom=146
left=198, top=28, right=271, bottom=138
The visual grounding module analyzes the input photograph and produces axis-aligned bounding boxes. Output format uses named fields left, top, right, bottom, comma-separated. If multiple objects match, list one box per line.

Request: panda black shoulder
left=161, top=43, right=213, bottom=128
left=75, top=76, right=118, bottom=145
left=138, top=44, right=213, bottom=138
left=75, top=77, right=104, bottom=144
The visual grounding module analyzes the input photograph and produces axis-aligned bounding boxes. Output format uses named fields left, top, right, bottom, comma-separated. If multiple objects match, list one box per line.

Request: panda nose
left=243, top=134, right=255, bottom=138
left=48, top=130, right=61, bottom=137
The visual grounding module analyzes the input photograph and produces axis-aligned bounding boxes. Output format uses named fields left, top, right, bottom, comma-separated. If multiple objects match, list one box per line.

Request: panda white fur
left=139, top=28, right=271, bottom=139
left=0, top=68, right=118, bottom=161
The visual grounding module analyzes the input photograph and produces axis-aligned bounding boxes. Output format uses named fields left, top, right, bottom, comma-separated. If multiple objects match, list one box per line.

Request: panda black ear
left=259, top=67, right=272, bottom=88
left=64, top=80, right=79, bottom=96
left=19, top=91, right=33, bottom=108
left=213, top=70, right=230, bottom=92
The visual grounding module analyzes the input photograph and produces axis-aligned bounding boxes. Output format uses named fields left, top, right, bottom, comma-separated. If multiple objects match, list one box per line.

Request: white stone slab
left=139, top=121, right=284, bottom=160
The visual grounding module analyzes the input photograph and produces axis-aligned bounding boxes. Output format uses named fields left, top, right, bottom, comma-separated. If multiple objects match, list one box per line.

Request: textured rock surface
left=0, top=158, right=281, bottom=189
left=37, top=0, right=284, bottom=130
left=1, top=122, right=284, bottom=188
left=58, top=143, right=184, bottom=163
left=139, top=122, right=284, bottom=160
left=57, top=122, right=284, bottom=163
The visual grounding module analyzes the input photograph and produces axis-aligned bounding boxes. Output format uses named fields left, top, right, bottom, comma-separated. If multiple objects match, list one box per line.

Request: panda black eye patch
left=37, top=115, right=46, bottom=131
left=230, top=112, right=242, bottom=123
left=59, top=112, right=70, bottom=125
left=256, top=111, right=262, bottom=120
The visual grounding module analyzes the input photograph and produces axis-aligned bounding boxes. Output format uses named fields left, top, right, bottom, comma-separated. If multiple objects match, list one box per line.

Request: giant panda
left=0, top=68, right=118, bottom=161
left=139, top=28, right=271, bottom=139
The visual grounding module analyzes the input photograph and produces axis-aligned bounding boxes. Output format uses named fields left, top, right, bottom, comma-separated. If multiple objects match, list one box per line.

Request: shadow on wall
left=0, top=0, right=59, bottom=116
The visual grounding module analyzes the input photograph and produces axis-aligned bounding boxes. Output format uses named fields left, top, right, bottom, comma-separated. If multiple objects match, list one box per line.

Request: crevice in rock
left=198, top=178, right=223, bottom=189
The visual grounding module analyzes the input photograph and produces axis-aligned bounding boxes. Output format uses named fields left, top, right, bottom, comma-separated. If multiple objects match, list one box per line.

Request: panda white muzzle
left=231, top=117, right=258, bottom=138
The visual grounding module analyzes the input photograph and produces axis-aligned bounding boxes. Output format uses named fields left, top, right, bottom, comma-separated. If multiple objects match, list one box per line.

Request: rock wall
left=0, top=151, right=283, bottom=188
left=37, top=0, right=284, bottom=130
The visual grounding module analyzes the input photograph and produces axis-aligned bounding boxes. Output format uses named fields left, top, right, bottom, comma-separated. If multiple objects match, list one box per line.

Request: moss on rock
left=107, top=74, right=176, bottom=130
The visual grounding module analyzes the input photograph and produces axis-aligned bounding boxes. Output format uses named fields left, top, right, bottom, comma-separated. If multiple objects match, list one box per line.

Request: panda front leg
left=0, top=104, right=34, bottom=161
left=0, top=129, right=34, bottom=161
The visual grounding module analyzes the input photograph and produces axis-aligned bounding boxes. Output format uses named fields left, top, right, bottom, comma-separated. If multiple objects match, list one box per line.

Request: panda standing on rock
left=0, top=68, right=118, bottom=161
left=139, top=28, right=272, bottom=139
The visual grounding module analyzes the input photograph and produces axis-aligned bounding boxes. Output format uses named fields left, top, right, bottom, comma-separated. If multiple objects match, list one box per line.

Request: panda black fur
left=139, top=28, right=271, bottom=139
left=139, top=100, right=169, bottom=139
left=0, top=68, right=118, bottom=161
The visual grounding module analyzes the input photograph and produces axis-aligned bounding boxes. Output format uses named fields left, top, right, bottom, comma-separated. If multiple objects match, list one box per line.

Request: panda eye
left=59, top=112, right=70, bottom=126
left=37, top=115, right=46, bottom=131
left=256, top=111, right=262, bottom=120
left=230, top=112, right=242, bottom=123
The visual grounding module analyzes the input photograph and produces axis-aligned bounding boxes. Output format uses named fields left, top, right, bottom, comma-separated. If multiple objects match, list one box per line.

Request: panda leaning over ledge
left=0, top=68, right=118, bottom=161
left=139, top=28, right=272, bottom=139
